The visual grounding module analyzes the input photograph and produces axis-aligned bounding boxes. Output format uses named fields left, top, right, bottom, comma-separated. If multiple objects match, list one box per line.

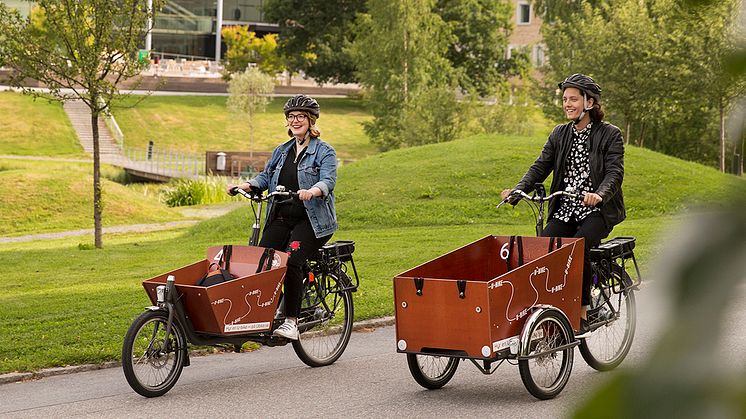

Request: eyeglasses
left=286, top=114, right=307, bottom=122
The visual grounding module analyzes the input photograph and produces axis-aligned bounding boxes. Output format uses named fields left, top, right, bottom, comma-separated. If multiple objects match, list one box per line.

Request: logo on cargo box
left=224, top=322, right=270, bottom=333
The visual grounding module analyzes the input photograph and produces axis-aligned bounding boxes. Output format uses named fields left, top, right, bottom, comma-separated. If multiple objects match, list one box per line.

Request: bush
left=163, top=177, right=240, bottom=207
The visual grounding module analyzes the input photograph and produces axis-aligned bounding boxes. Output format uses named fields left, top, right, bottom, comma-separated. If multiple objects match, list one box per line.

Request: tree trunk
left=719, top=97, right=726, bottom=173
left=249, top=122, right=254, bottom=158
left=625, top=119, right=631, bottom=145
left=638, top=122, right=646, bottom=148
left=738, top=122, right=746, bottom=176
left=91, top=109, right=103, bottom=248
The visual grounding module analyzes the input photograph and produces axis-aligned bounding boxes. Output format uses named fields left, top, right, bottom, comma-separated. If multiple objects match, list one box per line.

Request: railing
left=102, top=109, right=125, bottom=148
left=123, top=146, right=204, bottom=178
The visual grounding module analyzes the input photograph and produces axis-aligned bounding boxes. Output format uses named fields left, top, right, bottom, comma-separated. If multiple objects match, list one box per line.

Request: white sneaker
left=273, top=319, right=299, bottom=340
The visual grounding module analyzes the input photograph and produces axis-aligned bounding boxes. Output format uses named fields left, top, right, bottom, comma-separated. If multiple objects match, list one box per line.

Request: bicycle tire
left=122, top=310, right=187, bottom=397
left=292, top=271, right=354, bottom=367
left=579, top=265, right=636, bottom=371
left=518, top=310, right=574, bottom=400
left=406, top=354, right=459, bottom=389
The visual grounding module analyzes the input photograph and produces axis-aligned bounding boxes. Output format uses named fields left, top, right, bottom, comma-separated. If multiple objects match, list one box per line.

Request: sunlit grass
left=0, top=92, right=85, bottom=157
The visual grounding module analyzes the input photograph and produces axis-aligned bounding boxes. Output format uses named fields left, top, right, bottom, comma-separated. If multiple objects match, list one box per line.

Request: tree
left=221, top=26, right=285, bottom=78
left=350, top=0, right=461, bottom=150
left=262, top=0, right=366, bottom=85
left=536, top=0, right=744, bottom=169
left=226, top=67, right=275, bottom=155
left=0, top=0, right=159, bottom=248
left=435, top=0, right=523, bottom=96
left=674, top=0, right=746, bottom=172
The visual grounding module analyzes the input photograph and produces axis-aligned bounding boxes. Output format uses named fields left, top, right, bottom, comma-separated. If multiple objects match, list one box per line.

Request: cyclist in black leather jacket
left=501, top=73, right=626, bottom=335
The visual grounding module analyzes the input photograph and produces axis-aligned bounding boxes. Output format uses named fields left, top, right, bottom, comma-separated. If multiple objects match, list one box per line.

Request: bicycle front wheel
left=518, top=310, right=574, bottom=400
left=122, top=310, right=187, bottom=398
left=292, top=272, right=354, bottom=367
left=579, top=267, right=636, bottom=371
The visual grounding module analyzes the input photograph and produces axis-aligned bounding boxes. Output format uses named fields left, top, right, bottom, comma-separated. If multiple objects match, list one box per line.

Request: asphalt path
left=2, top=281, right=745, bottom=419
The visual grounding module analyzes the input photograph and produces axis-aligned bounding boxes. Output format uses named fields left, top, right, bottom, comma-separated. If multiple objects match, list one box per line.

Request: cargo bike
left=394, top=186, right=640, bottom=399
left=122, top=186, right=359, bottom=397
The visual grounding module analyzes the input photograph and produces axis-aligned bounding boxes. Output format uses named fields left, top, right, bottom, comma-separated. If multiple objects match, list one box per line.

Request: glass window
left=517, top=2, right=531, bottom=25
left=534, top=44, right=545, bottom=67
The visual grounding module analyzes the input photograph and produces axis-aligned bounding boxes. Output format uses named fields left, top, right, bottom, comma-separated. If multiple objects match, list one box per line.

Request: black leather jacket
left=514, top=121, right=626, bottom=228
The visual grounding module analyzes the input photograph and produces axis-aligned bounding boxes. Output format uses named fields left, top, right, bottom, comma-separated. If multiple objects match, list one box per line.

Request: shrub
left=163, top=177, right=240, bottom=207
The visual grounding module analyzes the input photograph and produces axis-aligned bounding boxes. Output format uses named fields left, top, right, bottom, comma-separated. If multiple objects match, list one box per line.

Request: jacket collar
left=280, top=136, right=320, bottom=155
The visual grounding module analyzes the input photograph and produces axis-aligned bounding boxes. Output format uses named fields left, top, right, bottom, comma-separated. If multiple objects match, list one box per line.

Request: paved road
left=2, top=281, right=744, bottom=419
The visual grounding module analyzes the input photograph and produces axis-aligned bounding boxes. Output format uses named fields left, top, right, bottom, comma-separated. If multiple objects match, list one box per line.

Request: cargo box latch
left=414, top=277, right=424, bottom=296
left=457, top=280, right=466, bottom=299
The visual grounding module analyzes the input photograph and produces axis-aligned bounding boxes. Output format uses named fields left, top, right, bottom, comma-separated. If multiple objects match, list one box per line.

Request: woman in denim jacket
left=229, top=94, right=338, bottom=340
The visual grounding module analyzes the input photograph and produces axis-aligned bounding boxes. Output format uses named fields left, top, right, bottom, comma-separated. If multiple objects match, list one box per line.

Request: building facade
left=3, top=0, right=545, bottom=65
left=509, top=0, right=545, bottom=68
left=1, top=0, right=277, bottom=60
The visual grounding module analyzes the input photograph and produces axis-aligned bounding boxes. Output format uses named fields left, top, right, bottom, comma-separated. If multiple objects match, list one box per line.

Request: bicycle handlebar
left=495, top=188, right=585, bottom=209
left=232, top=186, right=298, bottom=202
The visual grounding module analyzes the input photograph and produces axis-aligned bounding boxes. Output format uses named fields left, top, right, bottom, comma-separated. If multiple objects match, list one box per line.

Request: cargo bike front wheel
left=518, top=310, right=575, bottom=400
left=122, top=310, right=187, bottom=398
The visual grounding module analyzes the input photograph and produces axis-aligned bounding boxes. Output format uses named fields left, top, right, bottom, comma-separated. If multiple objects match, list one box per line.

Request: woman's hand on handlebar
left=227, top=183, right=257, bottom=196
left=583, top=192, right=603, bottom=207
left=297, top=187, right=322, bottom=201
left=500, top=188, right=523, bottom=205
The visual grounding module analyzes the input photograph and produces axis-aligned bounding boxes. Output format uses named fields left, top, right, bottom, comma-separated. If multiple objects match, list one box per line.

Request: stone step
left=63, top=100, right=123, bottom=159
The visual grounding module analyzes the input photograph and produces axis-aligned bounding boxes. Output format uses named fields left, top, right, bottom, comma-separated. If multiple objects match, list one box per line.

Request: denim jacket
left=249, top=137, right=338, bottom=238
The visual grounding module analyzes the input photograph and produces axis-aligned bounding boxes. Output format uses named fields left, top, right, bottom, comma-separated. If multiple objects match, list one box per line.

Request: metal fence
left=123, top=146, right=204, bottom=179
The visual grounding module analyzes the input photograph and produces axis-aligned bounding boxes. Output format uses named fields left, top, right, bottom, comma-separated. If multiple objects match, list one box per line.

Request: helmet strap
left=574, top=93, right=593, bottom=125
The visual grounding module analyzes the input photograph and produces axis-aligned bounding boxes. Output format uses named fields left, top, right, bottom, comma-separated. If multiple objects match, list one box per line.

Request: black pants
left=541, top=213, right=611, bottom=306
left=259, top=206, right=331, bottom=318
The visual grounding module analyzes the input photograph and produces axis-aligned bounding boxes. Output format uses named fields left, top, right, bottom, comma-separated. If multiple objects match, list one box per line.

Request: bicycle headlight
left=156, top=285, right=166, bottom=304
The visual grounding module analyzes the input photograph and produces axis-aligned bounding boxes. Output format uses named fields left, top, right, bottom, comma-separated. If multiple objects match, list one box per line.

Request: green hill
left=0, top=160, right=182, bottom=236
left=112, top=96, right=375, bottom=160
left=1, top=129, right=743, bottom=374
left=0, top=92, right=85, bottom=157
left=336, top=133, right=745, bottom=229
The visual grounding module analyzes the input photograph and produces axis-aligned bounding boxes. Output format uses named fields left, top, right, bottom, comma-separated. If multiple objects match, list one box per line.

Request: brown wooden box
left=143, top=245, right=288, bottom=335
left=394, top=235, right=584, bottom=359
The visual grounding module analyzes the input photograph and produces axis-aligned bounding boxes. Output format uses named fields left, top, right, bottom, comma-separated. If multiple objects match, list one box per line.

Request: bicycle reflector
left=309, top=272, right=315, bottom=283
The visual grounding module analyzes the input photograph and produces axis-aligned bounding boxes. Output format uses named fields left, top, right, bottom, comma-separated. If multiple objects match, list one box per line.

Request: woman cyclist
left=500, top=73, right=625, bottom=335
left=228, top=94, right=338, bottom=340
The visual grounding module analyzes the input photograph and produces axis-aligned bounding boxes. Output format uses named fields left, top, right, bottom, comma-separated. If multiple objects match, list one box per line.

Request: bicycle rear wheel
left=406, top=354, right=459, bottom=389
left=293, top=272, right=354, bottom=367
left=122, top=310, right=186, bottom=397
left=579, top=266, right=636, bottom=371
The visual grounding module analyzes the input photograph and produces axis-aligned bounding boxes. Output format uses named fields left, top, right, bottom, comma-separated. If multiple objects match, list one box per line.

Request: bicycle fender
left=518, top=305, right=573, bottom=357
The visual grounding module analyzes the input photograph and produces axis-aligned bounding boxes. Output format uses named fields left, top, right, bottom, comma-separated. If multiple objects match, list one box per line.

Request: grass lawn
left=1, top=128, right=743, bottom=374
left=0, top=159, right=183, bottom=236
left=112, top=96, right=376, bottom=160
left=0, top=92, right=85, bottom=157
left=0, top=210, right=672, bottom=374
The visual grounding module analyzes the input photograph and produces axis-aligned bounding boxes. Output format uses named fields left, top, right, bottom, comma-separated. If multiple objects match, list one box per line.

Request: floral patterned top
left=553, top=122, right=599, bottom=223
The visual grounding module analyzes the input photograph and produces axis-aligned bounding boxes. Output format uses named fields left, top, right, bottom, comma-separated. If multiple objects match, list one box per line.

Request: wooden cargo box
left=143, top=245, right=288, bottom=336
left=394, top=235, right=583, bottom=359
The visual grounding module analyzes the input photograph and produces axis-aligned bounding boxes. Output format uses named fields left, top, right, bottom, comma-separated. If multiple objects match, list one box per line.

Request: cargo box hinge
left=457, top=280, right=466, bottom=299
left=414, top=277, right=424, bottom=296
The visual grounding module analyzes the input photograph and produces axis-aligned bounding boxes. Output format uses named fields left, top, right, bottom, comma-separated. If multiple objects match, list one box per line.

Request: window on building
left=517, top=1, right=531, bottom=25
left=534, top=44, right=546, bottom=67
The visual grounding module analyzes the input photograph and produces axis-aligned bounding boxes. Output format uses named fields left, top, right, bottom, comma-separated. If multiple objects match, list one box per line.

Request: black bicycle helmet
left=558, top=73, right=601, bottom=103
left=283, top=94, right=320, bottom=118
